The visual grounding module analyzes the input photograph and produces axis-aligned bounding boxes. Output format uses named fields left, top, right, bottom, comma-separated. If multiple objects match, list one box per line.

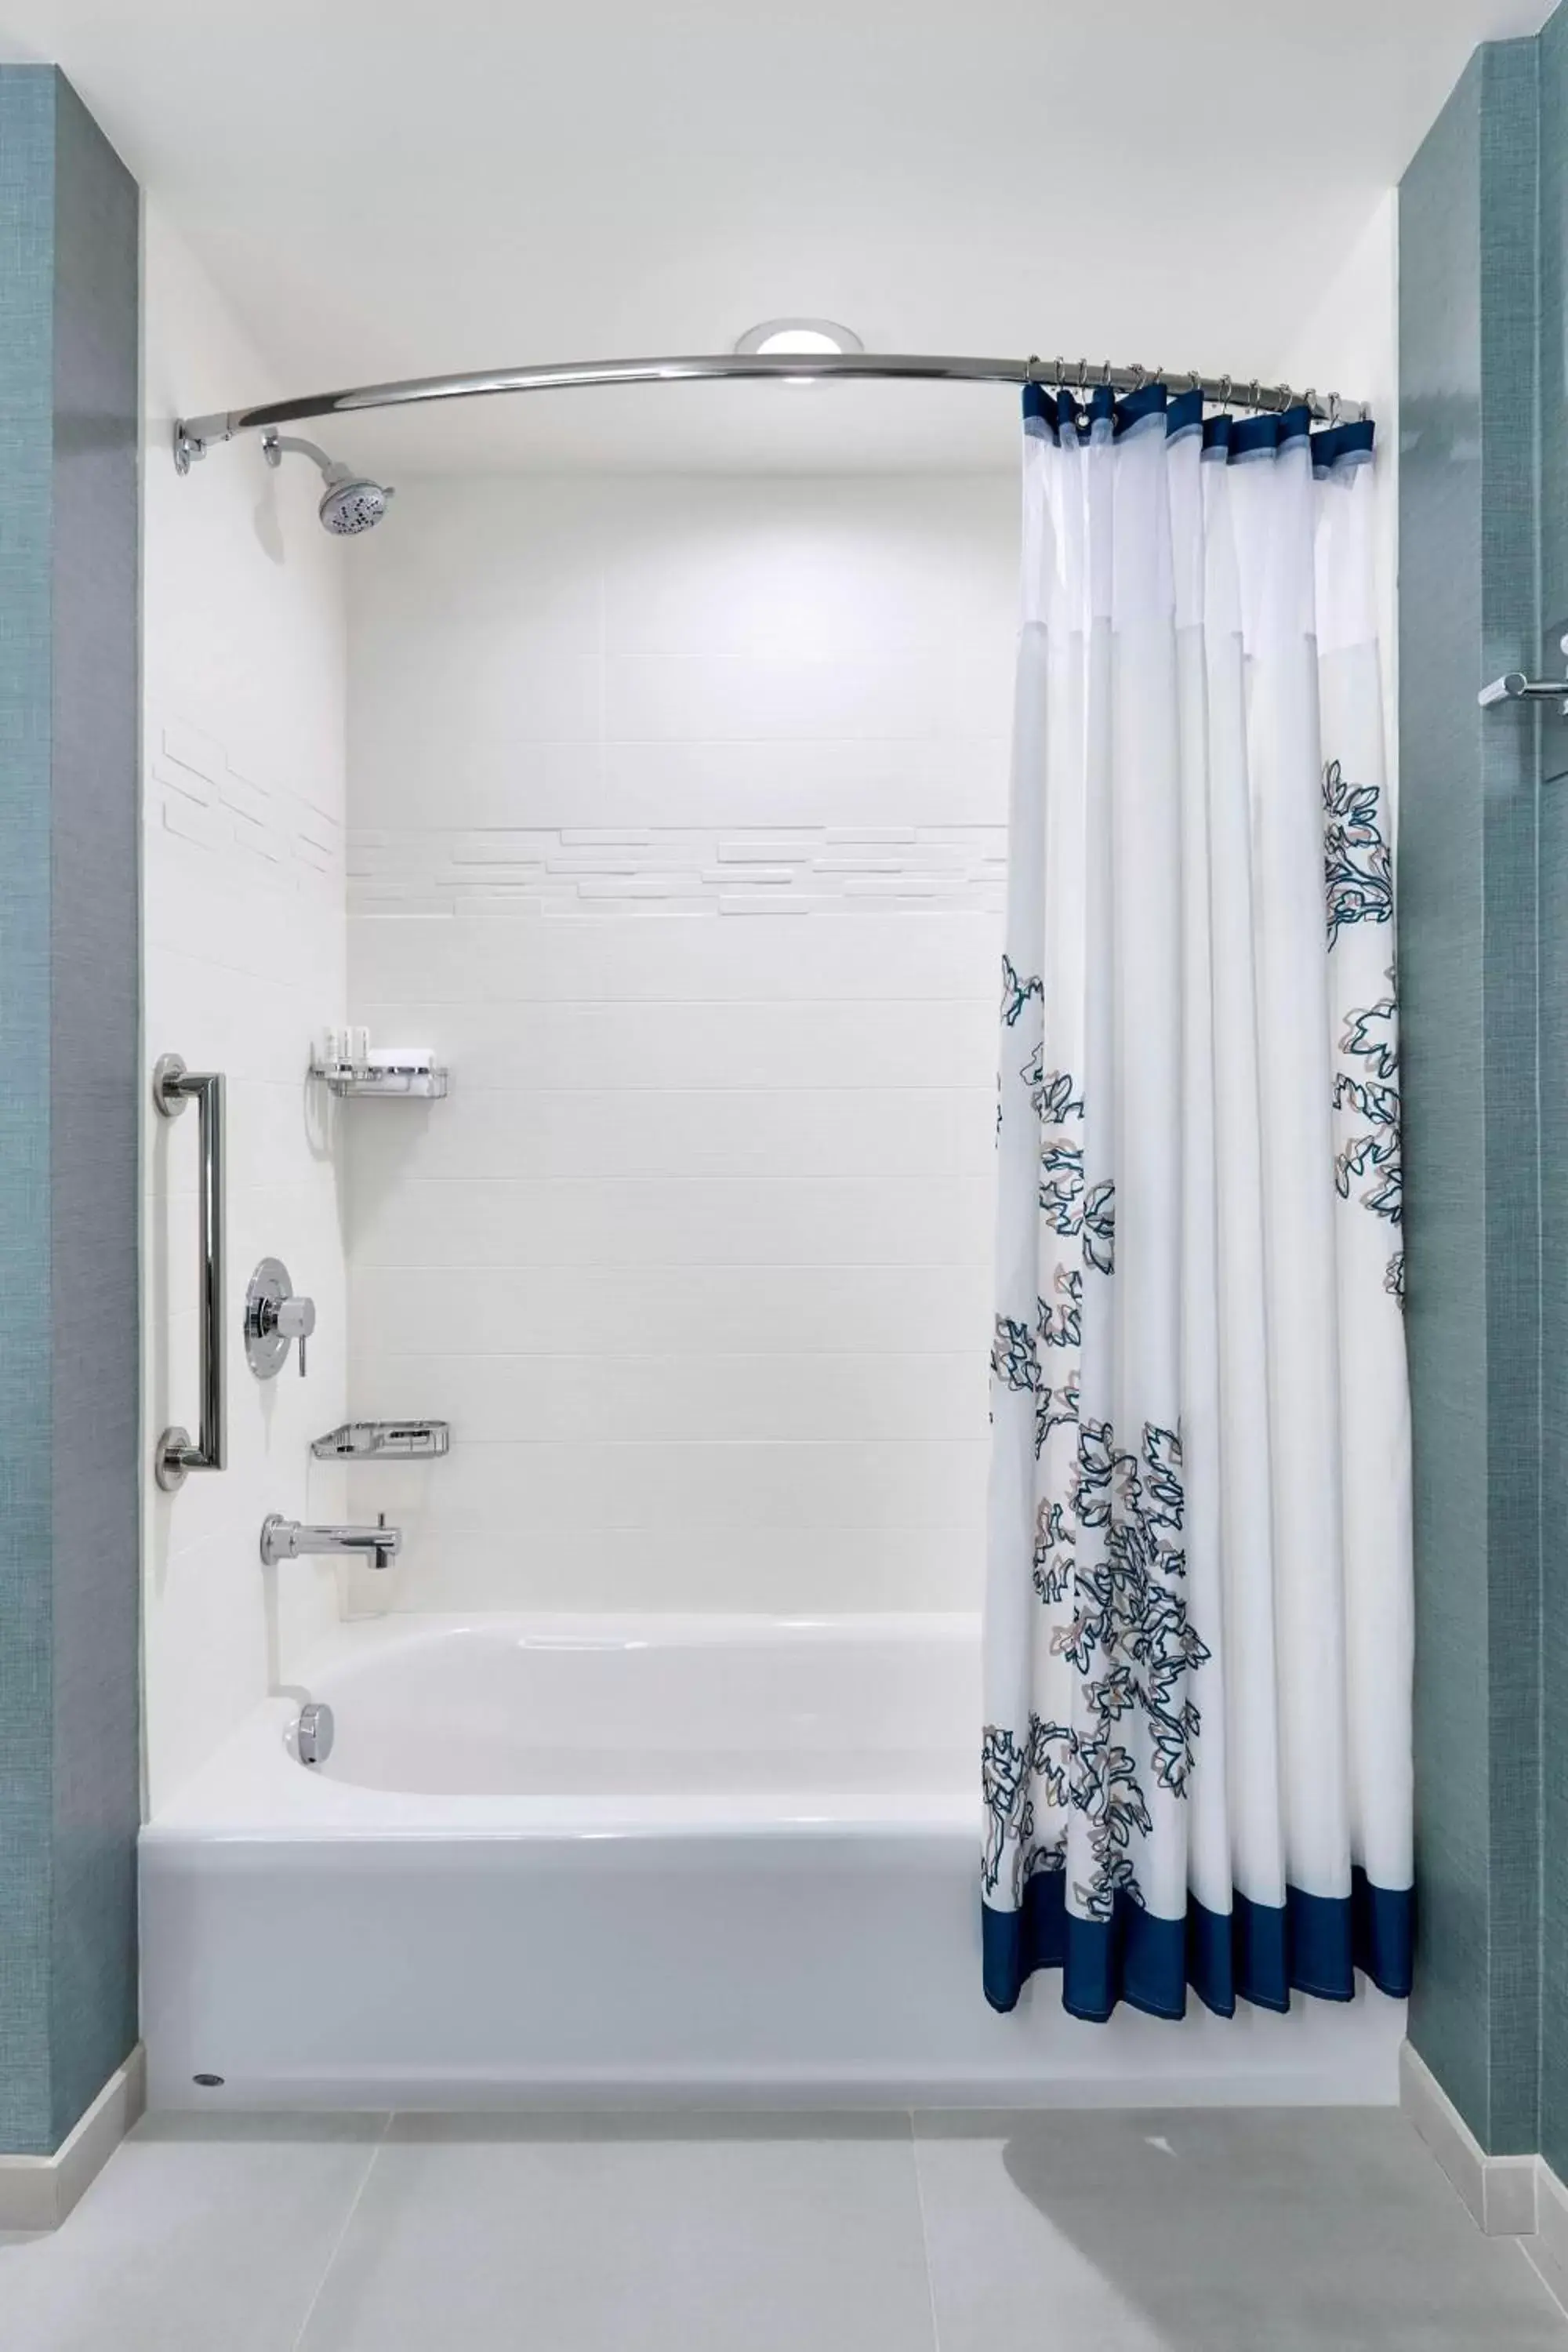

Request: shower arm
left=261, top=430, right=351, bottom=485
left=173, top=350, right=1364, bottom=471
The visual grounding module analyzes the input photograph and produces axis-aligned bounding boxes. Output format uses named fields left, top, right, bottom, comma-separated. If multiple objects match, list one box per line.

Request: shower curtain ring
left=1247, top=379, right=1261, bottom=412
left=1329, top=391, right=1341, bottom=427
left=1218, top=375, right=1232, bottom=412
left=1131, top=361, right=1146, bottom=391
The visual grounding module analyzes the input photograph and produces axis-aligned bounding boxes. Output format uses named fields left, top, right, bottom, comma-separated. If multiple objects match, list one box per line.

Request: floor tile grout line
left=288, top=2112, right=393, bottom=2352
left=908, top=2104, right=947, bottom=2352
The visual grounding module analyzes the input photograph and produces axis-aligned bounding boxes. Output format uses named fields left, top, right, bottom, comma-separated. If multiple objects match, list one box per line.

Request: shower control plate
left=245, top=1257, right=316, bottom=1379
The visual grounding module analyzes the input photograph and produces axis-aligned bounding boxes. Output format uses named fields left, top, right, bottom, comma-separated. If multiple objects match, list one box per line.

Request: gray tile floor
left=0, top=2107, right=1563, bottom=2350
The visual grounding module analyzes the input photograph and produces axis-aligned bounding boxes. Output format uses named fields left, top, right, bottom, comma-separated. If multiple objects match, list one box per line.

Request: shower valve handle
left=245, top=1258, right=316, bottom=1381
left=274, top=1294, right=316, bottom=1376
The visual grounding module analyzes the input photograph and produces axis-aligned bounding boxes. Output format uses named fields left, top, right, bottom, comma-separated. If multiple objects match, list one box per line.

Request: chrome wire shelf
left=309, top=1057, right=448, bottom=1100
left=310, top=1420, right=451, bottom=1461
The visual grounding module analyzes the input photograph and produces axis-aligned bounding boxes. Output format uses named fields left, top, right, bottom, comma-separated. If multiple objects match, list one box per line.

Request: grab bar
left=152, top=1053, right=227, bottom=1491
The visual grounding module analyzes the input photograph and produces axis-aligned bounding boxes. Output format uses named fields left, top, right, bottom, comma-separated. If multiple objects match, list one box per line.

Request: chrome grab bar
left=152, top=1053, right=227, bottom=1491
left=1479, top=630, right=1568, bottom=713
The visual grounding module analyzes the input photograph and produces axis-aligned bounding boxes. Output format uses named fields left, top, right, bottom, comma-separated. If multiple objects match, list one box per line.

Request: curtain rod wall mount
left=172, top=350, right=1364, bottom=474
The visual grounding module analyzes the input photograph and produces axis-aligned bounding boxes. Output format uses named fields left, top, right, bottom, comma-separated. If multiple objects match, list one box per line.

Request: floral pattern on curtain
left=982, top=383, right=1413, bottom=2021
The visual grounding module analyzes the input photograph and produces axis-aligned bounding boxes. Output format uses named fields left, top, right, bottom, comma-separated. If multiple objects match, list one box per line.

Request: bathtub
left=139, top=1613, right=1404, bottom=2110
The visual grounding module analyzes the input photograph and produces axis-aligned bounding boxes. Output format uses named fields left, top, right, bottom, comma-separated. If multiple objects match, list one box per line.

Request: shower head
left=317, top=470, right=394, bottom=536
left=262, top=432, right=395, bottom=535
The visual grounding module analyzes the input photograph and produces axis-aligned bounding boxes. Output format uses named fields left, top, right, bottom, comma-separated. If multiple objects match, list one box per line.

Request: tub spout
left=261, top=1513, right=401, bottom=1570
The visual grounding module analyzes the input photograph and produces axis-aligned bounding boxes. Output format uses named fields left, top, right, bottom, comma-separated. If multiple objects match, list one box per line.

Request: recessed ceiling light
left=734, top=318, right=865, bottom=358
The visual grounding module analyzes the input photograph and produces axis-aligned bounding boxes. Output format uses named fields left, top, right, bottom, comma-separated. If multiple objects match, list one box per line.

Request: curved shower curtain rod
left=172, top=350, right=1365, bottom=472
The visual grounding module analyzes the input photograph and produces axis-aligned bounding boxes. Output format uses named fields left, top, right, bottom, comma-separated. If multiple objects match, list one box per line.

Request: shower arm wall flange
left=172, top=348, right=1364, bottom=471
left=260, top=429, right=349, bottom=485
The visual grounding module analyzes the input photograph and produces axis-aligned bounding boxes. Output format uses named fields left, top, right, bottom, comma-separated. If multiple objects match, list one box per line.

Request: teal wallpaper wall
left=1400, top=37, right=1542, bottom=2159
left=0, top=67, right=140, bottom=2158
left=0, top=61, right=65, bottom=2164
left=1403, top=0, right=1568, bottom=2169
left=1536, top=0, right=1568, bottom=2192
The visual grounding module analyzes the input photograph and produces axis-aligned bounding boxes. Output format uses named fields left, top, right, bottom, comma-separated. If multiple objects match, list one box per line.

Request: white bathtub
left=138, top=1614, right=1404, bottom=2110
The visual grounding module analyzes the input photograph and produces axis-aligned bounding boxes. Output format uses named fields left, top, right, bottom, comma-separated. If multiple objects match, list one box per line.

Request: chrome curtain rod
left=173, top=350, right=1364, bottom=471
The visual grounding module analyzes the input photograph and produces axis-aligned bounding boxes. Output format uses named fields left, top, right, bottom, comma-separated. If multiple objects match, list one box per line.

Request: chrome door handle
left=152, top=1053, right=227, bottom=1490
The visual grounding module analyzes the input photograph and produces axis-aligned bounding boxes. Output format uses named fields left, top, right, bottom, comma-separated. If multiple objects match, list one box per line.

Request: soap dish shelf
left=309, top=1058, right=448, bottom=1100
left=311, top=1420, right=452, bottom=1461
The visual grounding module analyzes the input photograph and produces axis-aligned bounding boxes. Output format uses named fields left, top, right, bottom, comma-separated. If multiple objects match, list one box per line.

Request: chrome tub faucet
left=260, top=1513, right=401, bottom=1571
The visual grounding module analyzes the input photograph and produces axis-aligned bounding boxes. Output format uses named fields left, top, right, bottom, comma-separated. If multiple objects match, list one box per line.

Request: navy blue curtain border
left=1022, top=379, right=1374, bottom=470
left=982, top=1867, right=1413, bottom=2023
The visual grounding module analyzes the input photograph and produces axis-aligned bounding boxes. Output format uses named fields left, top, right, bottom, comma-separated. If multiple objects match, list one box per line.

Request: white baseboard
left=1399, top=2040, right=1568, bottom=2316
left=0, top=2046, right=145, bottom=2231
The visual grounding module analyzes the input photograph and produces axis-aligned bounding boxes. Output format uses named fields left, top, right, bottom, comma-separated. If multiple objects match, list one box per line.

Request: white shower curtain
left=982, top=383, right=1412, bottom=2020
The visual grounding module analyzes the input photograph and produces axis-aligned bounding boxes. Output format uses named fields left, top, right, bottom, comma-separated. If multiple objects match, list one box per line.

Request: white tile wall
left=345, top=472, right=1014, bottom=1613
left=142, top=213, right=351, bottom=1809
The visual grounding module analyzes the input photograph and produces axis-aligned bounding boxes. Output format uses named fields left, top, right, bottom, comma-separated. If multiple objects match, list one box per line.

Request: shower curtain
left=983, top=382, right=1412, bottom=2020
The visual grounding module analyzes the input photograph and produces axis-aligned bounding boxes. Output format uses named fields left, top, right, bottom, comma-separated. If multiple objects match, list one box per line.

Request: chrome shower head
left=263, top=432, right=395, bottom=535
left=317, top=470, right=395, bottom=536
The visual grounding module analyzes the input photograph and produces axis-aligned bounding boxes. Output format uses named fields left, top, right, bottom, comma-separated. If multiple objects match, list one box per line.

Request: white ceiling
left=0, top=0, right=1551, bottom=471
